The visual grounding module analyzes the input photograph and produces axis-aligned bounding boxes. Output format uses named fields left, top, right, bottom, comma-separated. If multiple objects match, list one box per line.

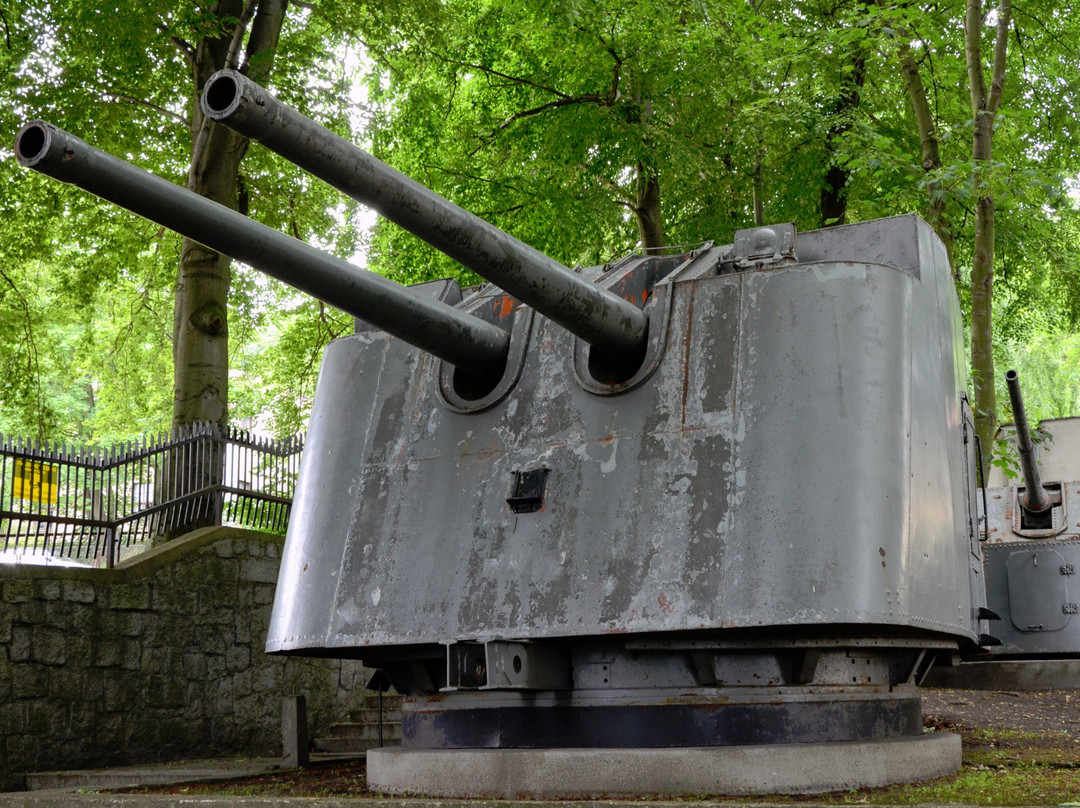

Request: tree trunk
left=965, top=0, right=1011, bottom=474
left=633, top=164, right=666, bottom=251
left=820, top=48, right=867, bottom=228
left=897, top=36, right=956, bottom=273
left=875, top=0, right=957, bottom=272
left=168, top=0, right=288, bottom=533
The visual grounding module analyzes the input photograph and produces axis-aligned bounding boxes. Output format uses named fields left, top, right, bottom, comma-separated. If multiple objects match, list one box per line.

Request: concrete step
left=327, top=721, right=403, bottom=740
left=314, top=736, right=401, bottom=754
left=311, top=694, right=404, bottom=755
left=348, top=706, right=403, bottom=725
left=24, top=758, right=280, bottom=791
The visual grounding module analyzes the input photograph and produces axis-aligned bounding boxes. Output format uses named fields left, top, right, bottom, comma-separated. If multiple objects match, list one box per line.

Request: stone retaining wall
left=0, top=527, right=369, bottom=791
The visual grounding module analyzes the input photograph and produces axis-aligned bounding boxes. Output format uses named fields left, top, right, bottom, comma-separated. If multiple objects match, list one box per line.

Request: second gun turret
left=1005, top=369, right=1063, bottom=534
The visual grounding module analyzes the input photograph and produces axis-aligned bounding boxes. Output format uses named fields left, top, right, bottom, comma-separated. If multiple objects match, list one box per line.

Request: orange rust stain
left=498, top=295, right=514, bottom=319
left=642, top=289, right=649, bottom=302
left=657, top=593, right=677, bottom=614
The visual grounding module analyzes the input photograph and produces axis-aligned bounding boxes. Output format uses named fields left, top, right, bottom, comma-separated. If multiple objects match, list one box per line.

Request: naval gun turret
left=975, top=370, right=1080, bottom=658
left=16, top=81, right=989, bottom=796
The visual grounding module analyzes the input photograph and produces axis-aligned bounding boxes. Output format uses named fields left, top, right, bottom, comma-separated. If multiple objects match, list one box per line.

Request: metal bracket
left=727, top=223, right=798, bottom=271
left=443, top=640, right=571, bottom=691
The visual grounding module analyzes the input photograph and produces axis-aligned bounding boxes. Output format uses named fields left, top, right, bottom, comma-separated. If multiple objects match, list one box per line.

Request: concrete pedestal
left=367, top=733, right=960, bottom=798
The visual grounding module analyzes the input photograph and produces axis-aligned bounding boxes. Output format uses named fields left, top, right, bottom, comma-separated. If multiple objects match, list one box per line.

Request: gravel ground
left=921, top=687, right=1080, bottom=740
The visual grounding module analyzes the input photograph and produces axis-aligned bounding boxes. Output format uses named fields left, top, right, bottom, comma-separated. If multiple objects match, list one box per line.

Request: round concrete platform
left=367, top=733, right=961, bottom=798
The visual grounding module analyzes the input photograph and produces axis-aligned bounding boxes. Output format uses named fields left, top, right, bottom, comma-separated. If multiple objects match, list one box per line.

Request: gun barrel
left=14, top=121, right=509, bottom=379
left=201, top=69, right=649, bottom=360
left=1005, top=369, right=1052, bottom=513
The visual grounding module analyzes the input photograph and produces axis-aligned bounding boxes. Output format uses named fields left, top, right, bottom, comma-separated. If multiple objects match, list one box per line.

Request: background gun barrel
left=201, top=69, right=649, bottom=360
left=14, top=121, right=509, bottom=379
left=1005, top=369, right=1052, bottom=513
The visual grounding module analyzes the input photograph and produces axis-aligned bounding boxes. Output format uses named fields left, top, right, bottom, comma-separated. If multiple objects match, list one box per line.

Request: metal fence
left=0, top=422, right=304, bottom=568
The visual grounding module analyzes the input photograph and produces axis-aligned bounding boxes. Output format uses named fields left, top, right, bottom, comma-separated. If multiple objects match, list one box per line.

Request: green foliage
left=0, top=1, right=369, bottom=442
left=3, top=0, right=1080, bottom=441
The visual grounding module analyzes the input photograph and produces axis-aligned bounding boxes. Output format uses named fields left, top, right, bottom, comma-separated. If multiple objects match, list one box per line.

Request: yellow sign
left=13, top=459, right=60, bottom=506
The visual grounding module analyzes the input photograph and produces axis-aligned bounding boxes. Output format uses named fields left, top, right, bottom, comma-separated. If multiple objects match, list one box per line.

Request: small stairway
left=314, top=693, right=403, bottom=755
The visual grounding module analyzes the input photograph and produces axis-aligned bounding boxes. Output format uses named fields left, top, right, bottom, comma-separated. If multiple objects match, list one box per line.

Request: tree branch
left=1012, top=7, right=1079, bottom=57
left=495, top=94, right=603, bottom=131
left=0, top=6, right=12, bottom=51
left=987, top=0, right=1011, bottom=114
left=158, top=22, right=195, bottom=68
left=99, top=90, right=189, bottom=126
left=226, top=0, right=259, bottom=71
left=242, top=0, right=289, bottom=82
left=434, top=55, right=570, bottom=98
left=965, top=0, right=988, bottom=111
left=478, top=43, right=622, bottom=143
left=422, top=163, right=536, bottom=198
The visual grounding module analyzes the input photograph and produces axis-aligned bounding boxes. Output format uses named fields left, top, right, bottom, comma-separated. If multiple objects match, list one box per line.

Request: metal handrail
left=0, top=422, right=303, bottom=567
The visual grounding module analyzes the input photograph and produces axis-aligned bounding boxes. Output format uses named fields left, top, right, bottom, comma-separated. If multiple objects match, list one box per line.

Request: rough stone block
left=73, top=605, right=101, bottom=633
left=232, top=671, right=253, bottom=698
left=109, top=611, right=143, bottom=637
left=253, top=665, right=279, bottom=694
left=211, top=685, right=236, bottom=717
left=103, top=673, right=130, bottom=713
left=9, top=626, right=30, bottom=662
left=2, top=579, right=33, bottom=603
left=182, top=652, right=208, bottom=681
left=108, top=583, right=150, bottom=611
left=253, top=584, right=276, bottom=605
left=65, top=635, right=92, bottom=669
left=234, top=617, right=252, bottom=645
left=31, top=626, right=66, bottom=665
left=36, top=580, right=61, bottom=601
left=98, top=712, right=124, bottom=742
left=12, top=665, right=47, bottom=699
left=240, top=559, right=279, bottom=585
left=145, top=675, right=186, bottom=709
left=121, top=639, right=142, bottom=671
left=161, top=585, right=200, bottom=615
left=6, top=732, right=45, bottom=770
left=81, top=669, right=104, bottom=701
left=93, top=638, right=123, bottom=668
left=48, top=669, right=85, bottom=708
left=212, top=583, right=239, bottom=608
left=194, top=625, right=227, bottom=657
left=0, top=702, right=26, bottom=734
left=62, top=581, right=96, bottom=604
left=44, top=600, right=75, bottom=630
left=226, top=646, right=251, bottom=673
left=69, top=701, right=98, bottom=738
left=214, top=540, right=235, bottom=558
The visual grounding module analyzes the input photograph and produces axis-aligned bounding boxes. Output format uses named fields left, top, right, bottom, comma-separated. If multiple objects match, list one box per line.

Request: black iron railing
left=0, top=423, right=303, bottom=567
